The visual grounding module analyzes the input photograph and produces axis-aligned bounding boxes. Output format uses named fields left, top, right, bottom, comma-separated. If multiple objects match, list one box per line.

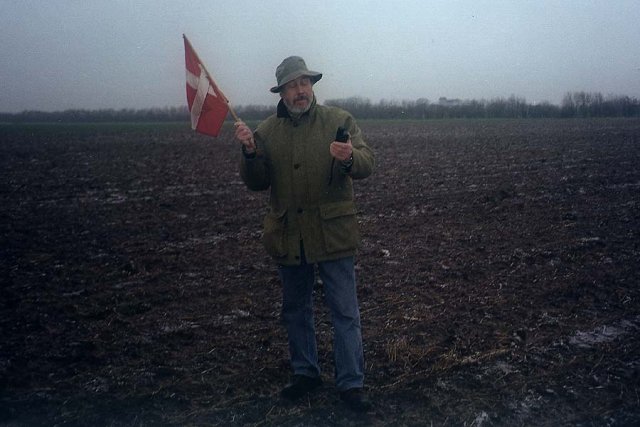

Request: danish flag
left=184, top=36, right=229, bottom=137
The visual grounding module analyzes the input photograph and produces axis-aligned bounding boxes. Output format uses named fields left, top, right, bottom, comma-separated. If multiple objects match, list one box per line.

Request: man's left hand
left=330, top=140, right=353, bottom=161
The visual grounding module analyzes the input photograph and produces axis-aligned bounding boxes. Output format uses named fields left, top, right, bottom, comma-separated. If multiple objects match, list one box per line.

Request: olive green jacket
left=240, top=98, right=375, bottom=265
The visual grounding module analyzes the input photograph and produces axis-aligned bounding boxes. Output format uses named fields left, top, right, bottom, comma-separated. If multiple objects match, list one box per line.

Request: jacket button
left=294, top=163, right=301, bottom=169
left=297, top=208, right=303, bottom=214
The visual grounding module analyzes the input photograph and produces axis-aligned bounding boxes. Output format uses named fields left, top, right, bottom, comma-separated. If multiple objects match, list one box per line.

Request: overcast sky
left=1, top=0, right=639, bottom=112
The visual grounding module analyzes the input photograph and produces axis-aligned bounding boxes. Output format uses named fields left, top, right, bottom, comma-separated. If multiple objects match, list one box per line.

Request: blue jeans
left=278, top=256, right=365, bottom=391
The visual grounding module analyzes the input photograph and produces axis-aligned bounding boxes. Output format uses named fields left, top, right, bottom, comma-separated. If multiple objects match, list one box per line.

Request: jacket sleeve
left=239, top=133, right=270, bottom=191
left=344, top=115, right=375, bottom=180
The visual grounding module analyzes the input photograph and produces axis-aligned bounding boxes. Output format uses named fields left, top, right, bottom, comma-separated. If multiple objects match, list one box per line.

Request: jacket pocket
left=263, top=208, right=288, bottom=257
left=319, top=201, right=359, bottom=253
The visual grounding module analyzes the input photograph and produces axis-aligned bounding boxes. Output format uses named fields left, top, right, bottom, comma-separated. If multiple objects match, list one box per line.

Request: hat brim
left=270, top=71, right=322, bottom=93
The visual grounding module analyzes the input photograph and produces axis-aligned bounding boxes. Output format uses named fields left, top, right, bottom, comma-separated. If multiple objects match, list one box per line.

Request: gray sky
left=1, top=0, right=639, bottom=112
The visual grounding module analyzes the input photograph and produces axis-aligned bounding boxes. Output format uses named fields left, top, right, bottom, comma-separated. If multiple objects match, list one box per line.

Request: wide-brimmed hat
left=270, top=56, right=322, bottom=93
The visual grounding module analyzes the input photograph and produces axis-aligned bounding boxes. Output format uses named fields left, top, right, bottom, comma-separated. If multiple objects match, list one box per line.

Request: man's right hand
left=234, top=121, right=256, bottom=153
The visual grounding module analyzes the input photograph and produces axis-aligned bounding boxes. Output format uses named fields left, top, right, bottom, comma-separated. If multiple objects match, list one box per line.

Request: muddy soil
left=1, top=118, right=639, bottom=426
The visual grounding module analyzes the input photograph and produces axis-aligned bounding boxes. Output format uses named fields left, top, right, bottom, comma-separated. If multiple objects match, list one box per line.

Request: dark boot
left=340, top=388, right=372, bottom=412
left=281, top=375, right=322, bottom=400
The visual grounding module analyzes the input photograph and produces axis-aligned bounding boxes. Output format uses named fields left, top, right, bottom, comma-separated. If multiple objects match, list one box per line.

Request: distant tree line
left=0, top=106, right=191, bottom=124
left=1, top=92, right=638, bottom=123
left=324, top=92, right=640, bottom=120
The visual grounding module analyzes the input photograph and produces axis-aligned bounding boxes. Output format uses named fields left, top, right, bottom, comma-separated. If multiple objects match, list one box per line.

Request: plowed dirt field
left=1, top=118, right=639, bottom=426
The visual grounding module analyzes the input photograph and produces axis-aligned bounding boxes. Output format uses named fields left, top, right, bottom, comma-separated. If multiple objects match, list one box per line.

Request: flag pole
left=183, top=34, right=241, bottom=122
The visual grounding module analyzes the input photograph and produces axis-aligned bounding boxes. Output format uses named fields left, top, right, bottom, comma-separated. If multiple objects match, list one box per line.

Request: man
left=234, top=56, right=375, bottom=412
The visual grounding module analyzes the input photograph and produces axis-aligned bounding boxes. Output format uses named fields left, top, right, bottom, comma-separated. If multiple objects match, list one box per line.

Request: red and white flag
left=184, top=36, right=229, bottom=137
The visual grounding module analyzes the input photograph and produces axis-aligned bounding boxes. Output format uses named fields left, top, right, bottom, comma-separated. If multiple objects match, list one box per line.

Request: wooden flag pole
left=183, top=34, right=241, bottom=122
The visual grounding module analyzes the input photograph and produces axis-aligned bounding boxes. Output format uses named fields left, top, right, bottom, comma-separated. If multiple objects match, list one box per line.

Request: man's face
left=280, top=76, right=313, bottom=114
